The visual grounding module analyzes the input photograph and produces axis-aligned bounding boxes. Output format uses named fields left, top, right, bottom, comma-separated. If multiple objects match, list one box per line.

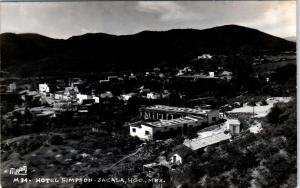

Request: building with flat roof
left=184, top=132, right=231, bottom=151
left=140, top=105, right=219, bottom=124
left=130, top=116, right=204, bottom=140
left=131, top=105, right=220, bottom=140
left=183, top=118, right=241, bottom=150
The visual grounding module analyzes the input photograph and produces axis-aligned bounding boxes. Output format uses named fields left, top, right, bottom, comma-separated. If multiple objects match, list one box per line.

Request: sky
left=0, top=1, right=296, bottom=39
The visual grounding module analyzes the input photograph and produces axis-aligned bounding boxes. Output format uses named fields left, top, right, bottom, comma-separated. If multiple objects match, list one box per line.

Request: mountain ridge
left=0, top=25, right=296, bottom=77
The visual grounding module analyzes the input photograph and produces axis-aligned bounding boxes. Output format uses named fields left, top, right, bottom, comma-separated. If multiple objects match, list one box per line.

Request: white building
left=140, top=105, right=219, bottom=124
left=76, top=94, right=99, bottom=104
left=130, top=116, right=204, bottom=140
left=7, top=82, right=17, bottom=93
left=92, top=96, right=100, bottom=103
left=39, top=83, right=50, bottom=94
left=76, top=94, right=88, bottom=104
left=146, top=92, right=161, bottom=100
left=184, top=131, right=231, bottom=151
left=226, top=119, right=241, bottom=135
left=168, top=145, right=192, bottom=165
left=121, top=93, right=137, bottom=101
left=54, top=91, right=68, bottom=100
left=183, top=119, right=241, bottom=150
left=197, top=54, right=213, bottom=59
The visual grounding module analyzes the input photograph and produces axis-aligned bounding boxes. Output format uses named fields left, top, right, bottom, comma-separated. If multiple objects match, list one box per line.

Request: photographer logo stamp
left=4, top=165, right=27, bottom=176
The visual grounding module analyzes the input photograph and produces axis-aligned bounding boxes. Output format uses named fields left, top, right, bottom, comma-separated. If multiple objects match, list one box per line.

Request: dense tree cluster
left=172, top=100, right=296, bottom=188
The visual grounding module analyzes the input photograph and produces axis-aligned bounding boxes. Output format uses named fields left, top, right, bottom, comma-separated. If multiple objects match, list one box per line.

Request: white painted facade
left=146, top=92, right=161, bottom=100
left=121, top=93, right=137, bottom=101
left=226, top=119, right=241, bottom=135
left=54, top=93, right=68, bottom=100
left=76, top=94, right=99, bottom=104
left=130, top=116, right=202, bottom=140
left=197, top=54, right=212, bottom=59
left=130, top=124, right=154, bottom=140
left=206, top=110, right=220, bottom=123
left=39, top=83, right=50, bottom=93
left=169, top=154, right=182, bottom=164
left=209, top=72, right=215, bottom=77
left=76, top=94, right=88, bottom=104
left=92, top=96, right=100, bottom=103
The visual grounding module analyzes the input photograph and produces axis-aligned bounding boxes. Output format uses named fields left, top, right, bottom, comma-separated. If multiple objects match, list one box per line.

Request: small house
left=227, top=119, right=241, bottom=135
left=121, top=93, right=137, bottom=101
left=146, top=92, right=161, bottom=100
left=168, top=145, right=193, bottom=165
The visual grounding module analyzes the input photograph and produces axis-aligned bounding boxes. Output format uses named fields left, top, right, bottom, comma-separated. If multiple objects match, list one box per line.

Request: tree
left=267, top=105, right=283, bottom=124
left=186, top=128, right=198, bottom=140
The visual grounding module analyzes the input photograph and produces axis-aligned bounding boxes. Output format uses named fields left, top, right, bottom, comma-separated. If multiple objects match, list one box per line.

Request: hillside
left=285, top=36, right=297, bottom=42
left=0, top=25, right=296, bottom=77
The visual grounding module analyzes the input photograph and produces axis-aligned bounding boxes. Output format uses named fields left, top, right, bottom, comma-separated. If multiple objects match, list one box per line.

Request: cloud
left=0, top=1, right=296, bottom=39
left=136, top=1, right=205, bottom=25
left=235, top=1, right=296, bottom=37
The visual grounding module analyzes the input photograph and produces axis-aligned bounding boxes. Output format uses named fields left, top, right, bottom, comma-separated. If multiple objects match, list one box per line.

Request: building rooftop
left=144, top=116, right=201, bottom=128
left=227, top=119, right=240, bottom=125
left=143, top=105, right=213, bottom=116
left=184, top=131, right=231, bottom=151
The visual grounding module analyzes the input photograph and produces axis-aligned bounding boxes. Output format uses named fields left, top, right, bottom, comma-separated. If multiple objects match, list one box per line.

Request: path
left=104, top=147, right=143, bottom=171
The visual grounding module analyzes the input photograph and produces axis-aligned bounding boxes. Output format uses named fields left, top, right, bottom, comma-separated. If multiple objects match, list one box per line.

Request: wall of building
left=130, top=125, right=154, bottom=140
left=229, top=124, right=240, bottom=134
left=130, top=118, right=207, bottom=140
left=39, top=84, right=50, bottom=93
left=153, top=120, right=200, bottom=134
left=207, top=110, right=220, bottom=123
left=140, top=108, right=220, bottom=124
left=170, top=154, right=182, bottom=164
left=77, top=94, right=88, bottom=104
left=92, top=96, right=100, bottom=103
left=141, top=111, right=183, bottom=120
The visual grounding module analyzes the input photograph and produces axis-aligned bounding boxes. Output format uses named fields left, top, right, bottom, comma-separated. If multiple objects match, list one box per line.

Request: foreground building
left=130, top=116, right=202, bottom=140
left=130, top=105, right=220, bottom=140
left=139, top=105, right=219, bottom=123
left=184, top=119, right=241, bottom=150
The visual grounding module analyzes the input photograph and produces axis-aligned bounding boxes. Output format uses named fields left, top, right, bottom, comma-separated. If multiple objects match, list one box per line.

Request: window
left=145, top=131, right=150, bottom=135
left=132, top=128, right=136, bottom=133
left=173, top=155, right=177, bottom=163
left=212, top=117, right=216, bottom=121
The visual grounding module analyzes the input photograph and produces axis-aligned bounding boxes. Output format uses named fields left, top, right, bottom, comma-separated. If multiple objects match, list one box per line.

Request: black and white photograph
left=0, top=1, right=297, bottom=188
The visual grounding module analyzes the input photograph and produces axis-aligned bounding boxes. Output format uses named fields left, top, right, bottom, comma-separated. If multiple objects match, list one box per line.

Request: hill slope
left=0, top=25, right=296, bottom=77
